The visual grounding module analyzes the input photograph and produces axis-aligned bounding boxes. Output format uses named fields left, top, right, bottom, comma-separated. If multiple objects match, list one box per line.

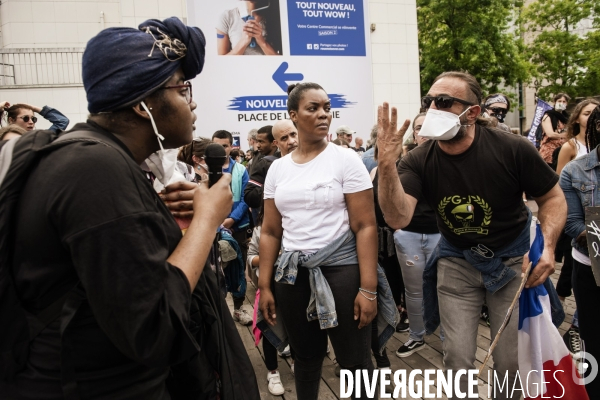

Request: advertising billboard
left=187, top=0, right=374, bottom=149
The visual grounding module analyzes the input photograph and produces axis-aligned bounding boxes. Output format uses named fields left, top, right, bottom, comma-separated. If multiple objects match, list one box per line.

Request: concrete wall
left=369, top=0, right=421, bottom=130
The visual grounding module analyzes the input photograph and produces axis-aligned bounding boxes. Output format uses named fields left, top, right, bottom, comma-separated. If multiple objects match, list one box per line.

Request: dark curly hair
left=584, top=105, right=600, bottom=152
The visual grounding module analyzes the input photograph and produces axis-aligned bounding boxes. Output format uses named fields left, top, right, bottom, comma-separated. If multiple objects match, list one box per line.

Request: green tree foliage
left=576, top=3, right=600, bottom=96
left=521, top=0, right=598, bottom=99
left=417, top=0, right=530, bottom=99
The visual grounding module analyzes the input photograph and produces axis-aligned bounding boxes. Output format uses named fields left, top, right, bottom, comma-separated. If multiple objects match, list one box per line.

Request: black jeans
left=556, top=235, right=574, bottom=297
left=232, top=229, right=249, bottom=310
left=371, top=320, right=390, bottom=368
left=380, top=253, right=405, bottom=308
left=572, top=260, right=600, bottom=398
left=263, top=337, right=278, bottom=372
left=274, top=264, right=376, bottom=400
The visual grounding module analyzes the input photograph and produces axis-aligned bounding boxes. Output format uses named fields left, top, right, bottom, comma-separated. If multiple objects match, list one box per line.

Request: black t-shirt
left=398, top=125, right=558, bottom=250
left=375, top=168, right=437, bottom=234
left=10, top=122, right=198, bottom=398
left=403, top=200, right=438, bottom=234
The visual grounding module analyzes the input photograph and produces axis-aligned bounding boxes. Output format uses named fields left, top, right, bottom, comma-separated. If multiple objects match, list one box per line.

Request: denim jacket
left=39, top=106, right=70, bottom=132
left=361, top=147, right=377, bottom=173
left=258, top=229, right=399, bottom=354
left=559, top=148, right=600, bottom=256
left=422, top=213, right=564, bottom=334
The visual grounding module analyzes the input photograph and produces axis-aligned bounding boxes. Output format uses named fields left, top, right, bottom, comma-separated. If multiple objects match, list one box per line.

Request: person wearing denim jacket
left=377, top=72, right=567, bottom=400
left=4, top=103, right=69, bottom=132
left=559, top=107, right=600, bottom=398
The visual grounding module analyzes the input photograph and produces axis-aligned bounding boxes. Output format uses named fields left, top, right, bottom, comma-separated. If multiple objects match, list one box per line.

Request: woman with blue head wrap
left=5, top=17, right=260, bottom=400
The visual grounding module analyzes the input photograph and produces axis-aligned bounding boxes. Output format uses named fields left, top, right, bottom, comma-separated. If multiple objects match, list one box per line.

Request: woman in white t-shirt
left=258, top=82, right=381, bottom=399
left=216, top=0, right=278, bottom=55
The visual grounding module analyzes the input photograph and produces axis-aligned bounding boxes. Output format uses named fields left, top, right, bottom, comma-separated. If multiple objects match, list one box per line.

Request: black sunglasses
left=487, top=107, right=508, bottom=116
left=421, top=95, right=473, bottom=110
left=19, top=116, right=37, bottom=123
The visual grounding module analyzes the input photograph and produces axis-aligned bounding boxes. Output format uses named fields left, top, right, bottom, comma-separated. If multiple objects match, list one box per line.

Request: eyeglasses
left=159, top=81, right=193, bottom=104
left=19, top=116, right=37, bottom=123
left=487, top=107, right=508, bottom=116
left=421, top=95, right=473, bottom=110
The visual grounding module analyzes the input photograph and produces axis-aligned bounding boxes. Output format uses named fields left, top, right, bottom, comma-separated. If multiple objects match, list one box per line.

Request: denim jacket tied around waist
left=422, top=212, right=564, bottom=335
left=257, top=229, right=399, bottom=354
left=560, top=148, right=600, bottom=256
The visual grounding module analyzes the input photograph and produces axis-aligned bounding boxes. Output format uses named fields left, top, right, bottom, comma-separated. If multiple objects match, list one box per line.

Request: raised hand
left=376, top=102, right=410, bottom=165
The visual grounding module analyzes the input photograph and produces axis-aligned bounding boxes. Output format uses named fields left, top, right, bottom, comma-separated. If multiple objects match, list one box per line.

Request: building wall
left=369, top=0, right=421, bottom=135
left=0, top=0, right=421, bottom=134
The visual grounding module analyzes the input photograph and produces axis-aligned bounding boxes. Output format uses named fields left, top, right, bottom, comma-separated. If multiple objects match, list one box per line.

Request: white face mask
left=418, top=106, right=472, bottom=141
left=555, top=103, right=567, bottom=111
left=140, top=101, right=186, bottom=192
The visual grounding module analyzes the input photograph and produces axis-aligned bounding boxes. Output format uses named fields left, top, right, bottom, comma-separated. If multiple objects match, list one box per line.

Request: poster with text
left=187, top=0, right=373, bottom=150
left=288, top=0, right=366, bottom=56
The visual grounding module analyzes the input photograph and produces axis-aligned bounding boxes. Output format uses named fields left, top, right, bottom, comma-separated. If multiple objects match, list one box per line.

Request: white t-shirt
left=572, top=247, right=591, bottom=266
left=216, top=8, right=267, bottom=56
left=264, top=143, right=372, bottom=253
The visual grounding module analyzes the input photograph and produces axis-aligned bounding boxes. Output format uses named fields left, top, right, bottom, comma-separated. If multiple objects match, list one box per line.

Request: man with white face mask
left=377, top=71, right=567, bottom=399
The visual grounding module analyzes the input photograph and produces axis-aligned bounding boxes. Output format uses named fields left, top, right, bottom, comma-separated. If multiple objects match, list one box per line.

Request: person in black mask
left=482, top=93, right=511, bottom=132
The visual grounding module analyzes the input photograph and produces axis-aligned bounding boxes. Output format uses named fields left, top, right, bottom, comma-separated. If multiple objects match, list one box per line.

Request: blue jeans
left=393, top=230, right=440, bottom=341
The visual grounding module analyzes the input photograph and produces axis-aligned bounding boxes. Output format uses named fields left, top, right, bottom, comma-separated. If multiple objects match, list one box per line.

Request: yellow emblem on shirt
left=437, top=195, right=492, bottom=235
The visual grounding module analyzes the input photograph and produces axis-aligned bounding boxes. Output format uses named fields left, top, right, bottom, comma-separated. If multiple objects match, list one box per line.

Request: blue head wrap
left=83, top=17, right=206, bottom=113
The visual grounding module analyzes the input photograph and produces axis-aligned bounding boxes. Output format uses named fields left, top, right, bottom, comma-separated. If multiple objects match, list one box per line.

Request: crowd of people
left=1, top=15, right=600, bottom=400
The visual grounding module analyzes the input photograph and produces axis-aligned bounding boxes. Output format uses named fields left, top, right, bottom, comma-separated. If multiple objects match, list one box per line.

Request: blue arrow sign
left=272, top=62, right=304, bottom=92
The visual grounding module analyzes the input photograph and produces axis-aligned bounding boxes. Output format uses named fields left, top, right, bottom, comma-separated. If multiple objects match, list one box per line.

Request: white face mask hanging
left=141, top=101, right=185, bottom=192
left=140, top=101, right=165, bottom=150
left=418, top=106, right=472, bottom=141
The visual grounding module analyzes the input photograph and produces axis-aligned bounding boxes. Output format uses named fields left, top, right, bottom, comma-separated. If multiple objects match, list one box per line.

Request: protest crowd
left=1, top=16, right=600, bottom=400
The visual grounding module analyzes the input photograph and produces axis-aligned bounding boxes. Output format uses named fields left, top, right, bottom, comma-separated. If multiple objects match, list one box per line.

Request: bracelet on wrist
left=359, top=291, right=377, bottom=301
left=359, top=287, right=377, bottom=295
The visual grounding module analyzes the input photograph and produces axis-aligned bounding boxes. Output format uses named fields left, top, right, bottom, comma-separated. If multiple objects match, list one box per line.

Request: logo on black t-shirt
left=437, top=195, right=492, bottom=235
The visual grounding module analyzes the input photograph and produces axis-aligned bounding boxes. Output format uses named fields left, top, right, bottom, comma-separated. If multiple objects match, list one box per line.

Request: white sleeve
left=263, top=160, right=278, bottom=199
left=216, top=9, right=232, bottom=33
left=342, top=149, right=373, bottom=194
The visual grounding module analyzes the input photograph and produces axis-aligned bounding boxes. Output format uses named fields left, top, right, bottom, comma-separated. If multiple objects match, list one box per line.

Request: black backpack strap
left=45, top=129, right=130, bottom=158
left=29, top=129, right=128, bottom=333
left=41, top=131, right=128, bottom=399
left=60, top=283, right=86, bottom=400
left=32, top=289, right=73, bottom=332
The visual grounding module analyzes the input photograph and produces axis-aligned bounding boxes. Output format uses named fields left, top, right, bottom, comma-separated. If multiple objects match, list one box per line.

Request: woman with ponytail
left=258, top=82, right=398, bottom=399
